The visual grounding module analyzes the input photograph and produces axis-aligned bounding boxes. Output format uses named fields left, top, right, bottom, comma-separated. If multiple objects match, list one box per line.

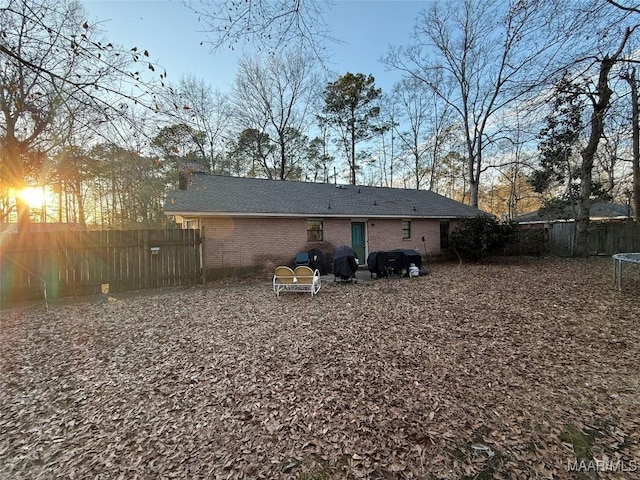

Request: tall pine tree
left=320, top=73, right=382, bottom=185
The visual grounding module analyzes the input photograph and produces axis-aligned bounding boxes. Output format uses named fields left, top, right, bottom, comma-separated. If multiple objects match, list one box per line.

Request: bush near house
left=503, top=227, right=549, bottom=256
left=450, top=215, right=515, bottom=261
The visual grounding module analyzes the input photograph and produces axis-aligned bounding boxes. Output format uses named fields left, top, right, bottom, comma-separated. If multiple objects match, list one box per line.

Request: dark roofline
left=168, top=211, right=470, bottom=219
left=513, top=201, right=631, bottom=224
left=163, top=174, right=487, bottom=218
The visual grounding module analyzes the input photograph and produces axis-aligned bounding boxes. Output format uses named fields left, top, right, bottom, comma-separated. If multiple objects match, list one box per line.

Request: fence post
left=141, top=229, right=149, bottom=290
left=200, top=226, right=206, bottom=285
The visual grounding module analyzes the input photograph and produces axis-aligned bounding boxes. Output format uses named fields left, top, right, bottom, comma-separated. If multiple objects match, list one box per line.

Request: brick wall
left=366, top=218, right=433, bottom=254
left=200, top=216, right=307, bottom=273
left=199, top=215, right=457, bottom=276
left=321, top=218, right=352, bottom=247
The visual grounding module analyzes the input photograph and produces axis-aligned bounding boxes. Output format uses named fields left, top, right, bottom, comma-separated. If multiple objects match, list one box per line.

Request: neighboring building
left=514, top=202, right=630, bottom=228
left=163, top=174, right=486, bottom=276
left=513, top=202, right=638, bottom=255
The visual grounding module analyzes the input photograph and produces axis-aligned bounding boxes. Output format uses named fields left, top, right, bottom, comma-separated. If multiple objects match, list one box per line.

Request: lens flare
left=17, top=187, right=45, bottom=208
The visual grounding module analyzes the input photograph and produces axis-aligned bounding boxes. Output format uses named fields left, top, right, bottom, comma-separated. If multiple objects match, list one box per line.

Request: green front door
left=351, top=222, right=365, bottom=264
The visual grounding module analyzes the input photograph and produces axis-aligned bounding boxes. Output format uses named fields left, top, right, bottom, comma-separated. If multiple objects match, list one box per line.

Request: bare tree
left=231, top=51, right=319, bottom=180
left=184, top=0, right=331, bottom=60
left=0, top=0, right=163, bottom=230
left=483, top=106, right=541, bottom=220
left=605, top=0, right=640, bottom=222
left=434, top=150, right=468, bottom=202
left=595, top=98, right=632, bottom=204
left=621, top=69, right=640, bottom=221
left=533, top=0, right=639, bottom=254
left=48, top=102, right=103, bottom=227
left=606, top=0, right=640, bottom=15
left=385, top=0, right=569, bottom=208
left=574, top=27, right=636, bottom=254
left=169, top=76, right=230, bottom=173
left=389, top=78, right=429, bottom=189
left=390, top=74, right=456, bottom=191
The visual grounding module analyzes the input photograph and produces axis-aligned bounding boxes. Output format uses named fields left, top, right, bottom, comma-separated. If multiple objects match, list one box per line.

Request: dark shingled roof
left=163, top=174, right=485, bottom=219
left=514, top=202, right=630, bottom=223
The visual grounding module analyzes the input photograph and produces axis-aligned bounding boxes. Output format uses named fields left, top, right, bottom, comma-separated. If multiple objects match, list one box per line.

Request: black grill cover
left=333, top=246, right=358, bottom=279
left=367, top=249, right=422, bottom=277
left=388, top=249, right=422, bottom=270
left=307, top=248, right=328, bottom=275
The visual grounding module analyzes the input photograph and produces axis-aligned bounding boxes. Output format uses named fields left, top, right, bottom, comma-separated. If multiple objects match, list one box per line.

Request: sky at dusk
left=82, top=0, right=426, bottom=94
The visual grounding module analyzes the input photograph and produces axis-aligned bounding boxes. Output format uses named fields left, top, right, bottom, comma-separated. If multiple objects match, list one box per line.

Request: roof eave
left=164, top=210, right=477, bottom=219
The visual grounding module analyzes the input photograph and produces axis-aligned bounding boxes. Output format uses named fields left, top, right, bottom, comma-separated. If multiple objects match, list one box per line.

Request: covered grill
left=333, top=246, right=358, bottom=283
left=367, top=249, right=423, bottom=278
left=307, top=248, right=329, bottom=275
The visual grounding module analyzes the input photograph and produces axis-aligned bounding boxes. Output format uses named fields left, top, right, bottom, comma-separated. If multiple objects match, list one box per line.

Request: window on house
left=440, top=220, right=450, bottom=249
left=184, top=219, right=199, bottom=230
left=402, top=220, right=411, bottom=239
left=307, top=220, right=323, bottom=241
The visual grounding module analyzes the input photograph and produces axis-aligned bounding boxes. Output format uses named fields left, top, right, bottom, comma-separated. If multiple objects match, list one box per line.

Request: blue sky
left=82, top=0, right=426, bottom=93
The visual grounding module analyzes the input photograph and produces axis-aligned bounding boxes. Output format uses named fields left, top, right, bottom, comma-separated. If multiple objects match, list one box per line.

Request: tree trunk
left=468, top=144, right=481, bottom=208
left=468, top=152, right=480, bottom=208
left=622, top=69, right=640, bottom=222
left=349, top=107, right=357, bottom=185
left=414, top=151, right=420, bottom=189
left=15, top=195, right=31, bottom=232
left=58, top=182, right=63, bottom=223
left=3, top=140, right=30, bottom=231
left=576, top=29, right=632, bottom=255
left=631, top=71, right=640, bottom=222
left=469, top=179, right=479, bottom=208
left=72, top=181, right=86, bottom=228
left=279, top=136, right=286, bottom=180
left=576, top=79, right=609, bottom=255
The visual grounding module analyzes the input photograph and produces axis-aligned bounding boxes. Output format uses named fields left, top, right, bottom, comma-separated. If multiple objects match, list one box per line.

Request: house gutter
left=164, top=211, right=472, bottom=220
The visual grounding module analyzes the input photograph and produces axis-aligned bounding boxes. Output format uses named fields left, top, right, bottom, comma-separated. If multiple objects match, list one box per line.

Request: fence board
left=0, top=228, right=202, bottom=305
left=546, top=222, right=640, bottom=255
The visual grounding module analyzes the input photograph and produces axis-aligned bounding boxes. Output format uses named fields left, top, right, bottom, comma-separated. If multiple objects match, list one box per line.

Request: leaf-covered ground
left=1, top=256, right=639, bottom=479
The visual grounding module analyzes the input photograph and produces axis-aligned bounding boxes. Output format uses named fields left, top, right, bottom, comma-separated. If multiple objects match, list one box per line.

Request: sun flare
left=17, top=186, right=46, bottom=208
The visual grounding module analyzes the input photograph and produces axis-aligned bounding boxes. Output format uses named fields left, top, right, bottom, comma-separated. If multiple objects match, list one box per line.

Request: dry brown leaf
left=1, top=257, right=639, bottom=479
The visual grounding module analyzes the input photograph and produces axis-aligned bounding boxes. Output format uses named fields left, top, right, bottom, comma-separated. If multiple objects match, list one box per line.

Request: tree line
left=1, top=0, right=639, bottom=255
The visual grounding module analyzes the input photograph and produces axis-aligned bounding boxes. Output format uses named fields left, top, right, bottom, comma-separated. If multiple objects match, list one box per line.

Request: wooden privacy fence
left=0, top=228, right=202, bottom=305
left=547, top=221, right=640, bottom=256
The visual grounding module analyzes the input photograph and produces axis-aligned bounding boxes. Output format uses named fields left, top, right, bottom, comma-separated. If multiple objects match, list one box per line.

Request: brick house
left=163, top=174, right=485, bottom=276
